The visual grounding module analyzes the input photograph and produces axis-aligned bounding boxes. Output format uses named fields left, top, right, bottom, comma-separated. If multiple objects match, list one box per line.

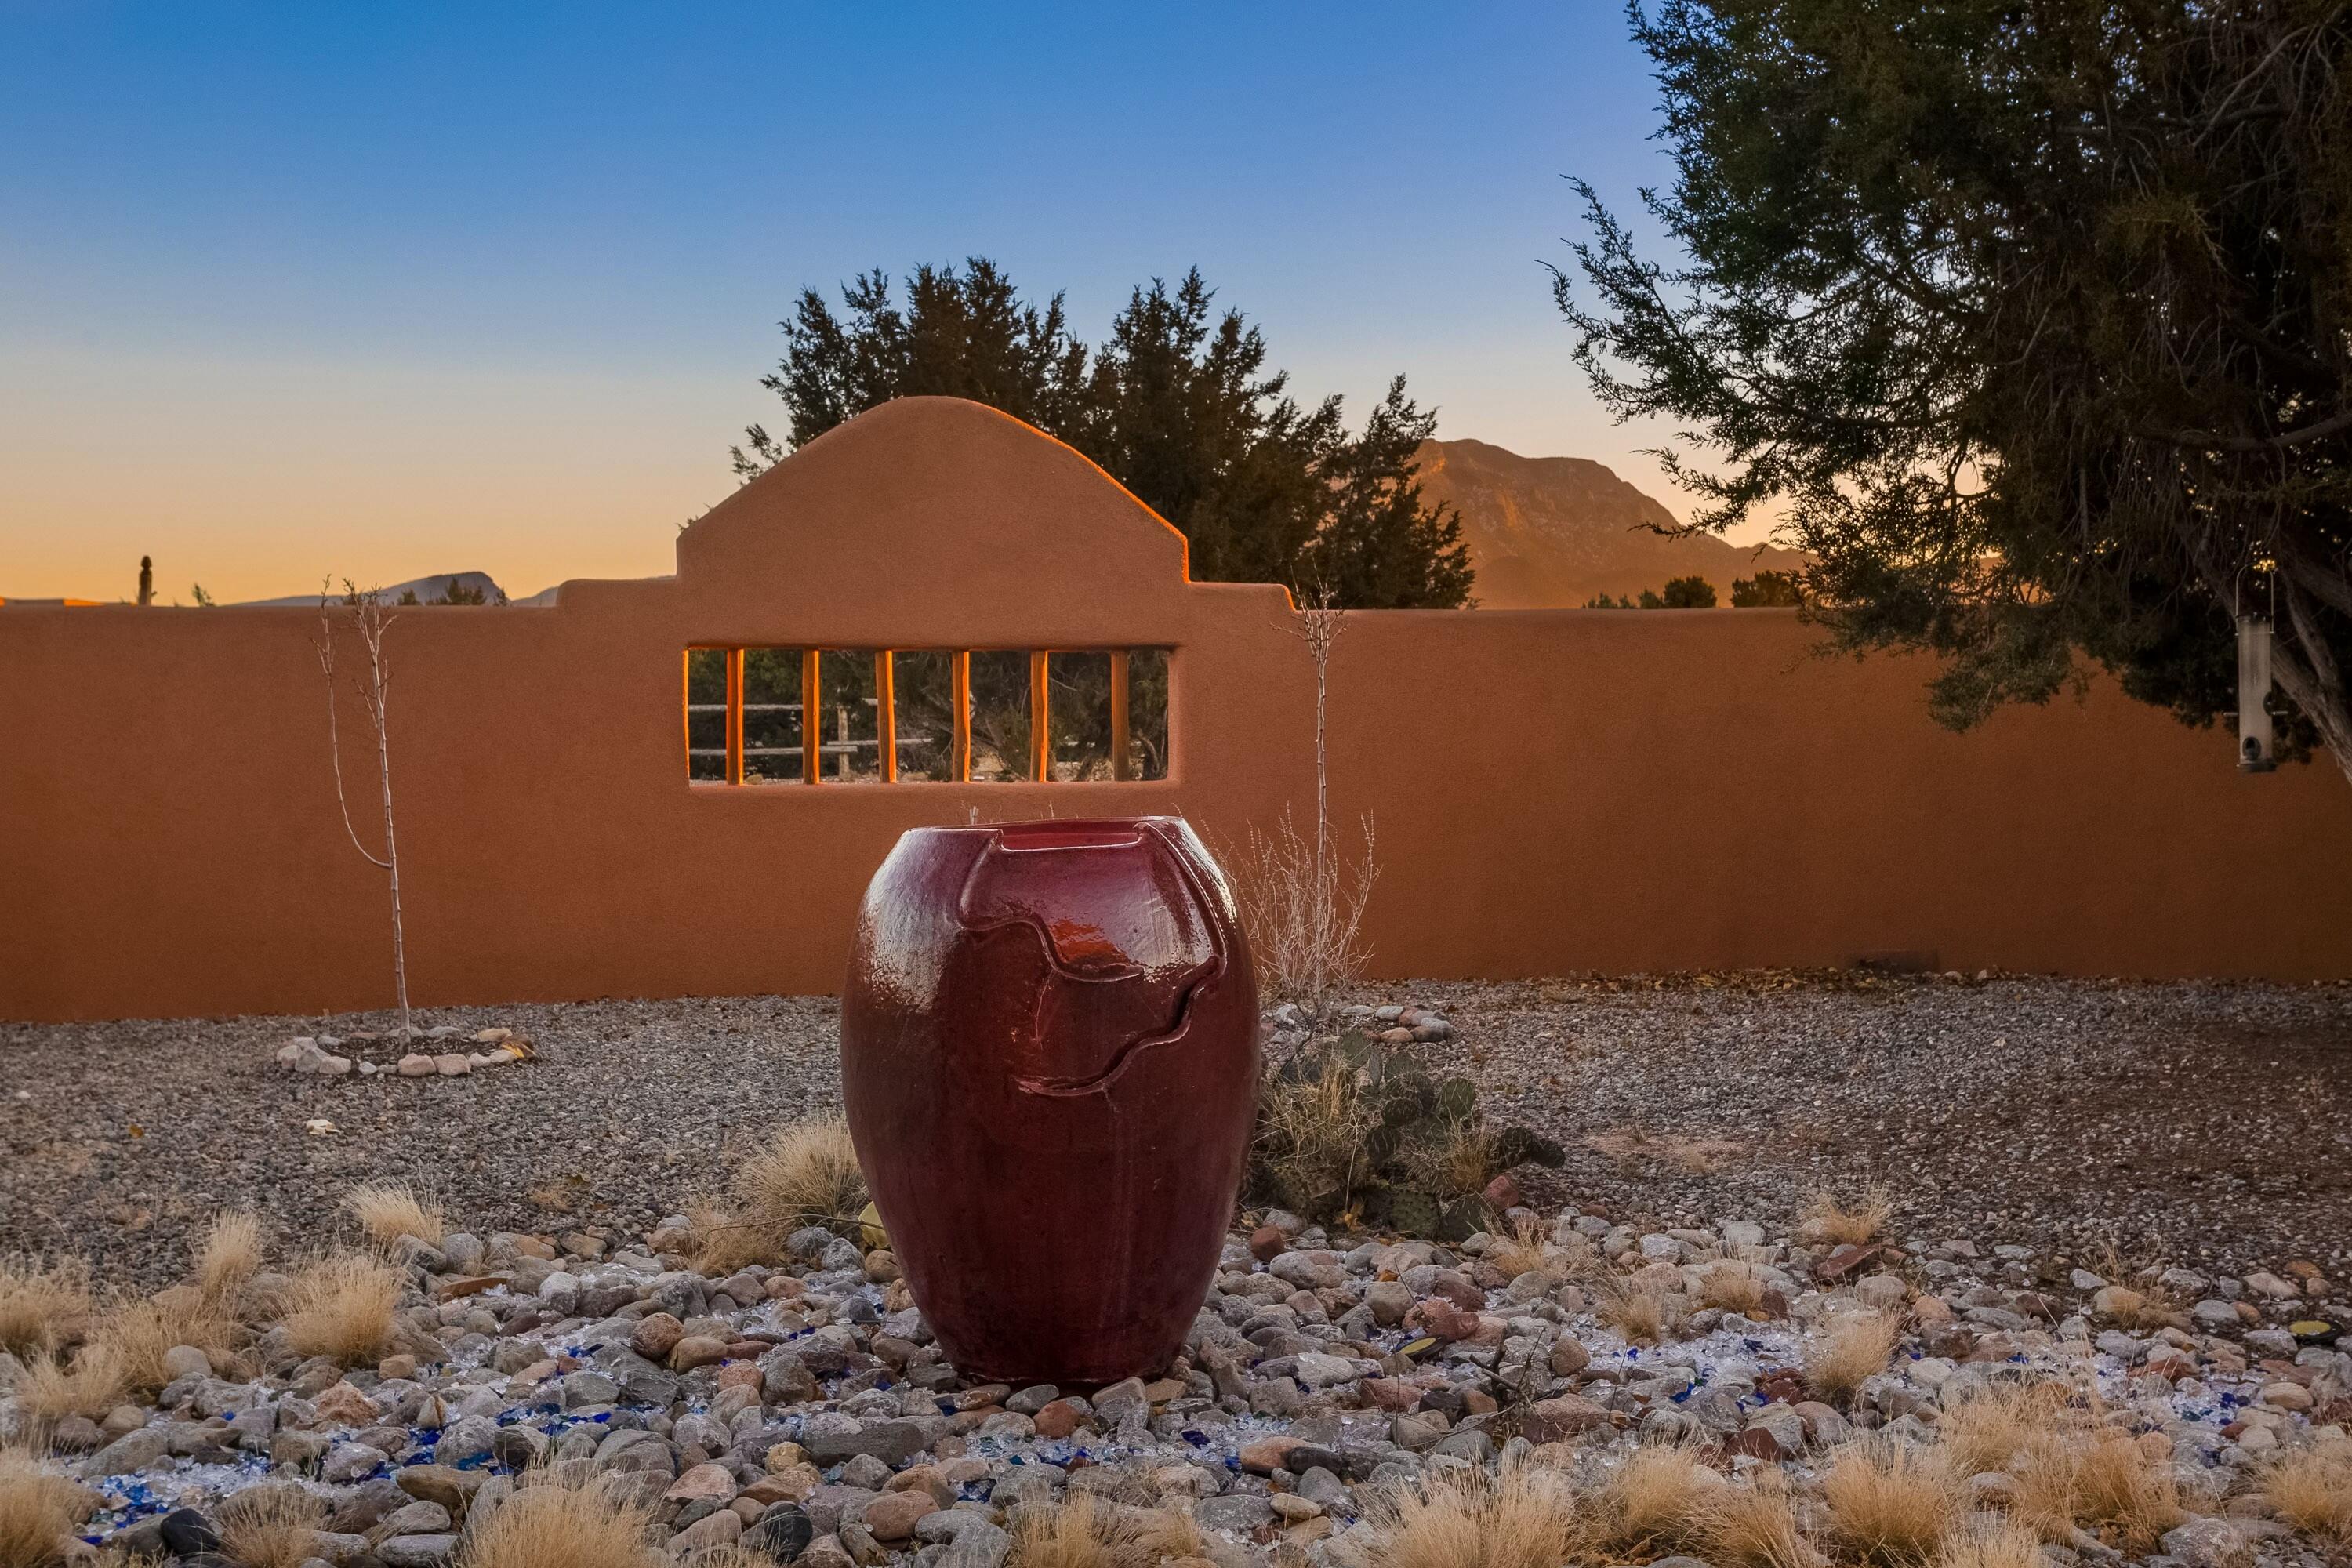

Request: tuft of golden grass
left=1004, top=1492, right=1210, bottom=1568
left=93, top=1287, right=238, bottom=1393
left=691, top=1119, right=870, bottom=1269
left=1804, top=1185, right=1894, bottom=1247
left=1805, top=1309, right=1901, bottom=1406
left=454, top=1468, right=655, bottom=1568
left=1940, top=1380, right=2073, bottom=1475
left=1252, top=1055, right=1382, bottom=1224
left=343, top=1182, right=445, bottom=1248
left=281, top=1251, right=407, bottom=1366
left=1599, top=1277, right=1685, bottom=1345
left=1700, top=1260, right=1769, bottom=1316
left=1697, top=1471, right=1822, bottom=1568
left=2015, top=1431, right=2184, bottom=1552
left=194, top=1211, right=264, bottom=1305
left=1930, top=1522, right=2051, bottom=1568
left=0, top=1257, right=91, bottom=1359
left=216, top=1483, right=326, bottom=1568
left=2265, top=1444, right=2352, bottom=1542
left=1486, top=1214, right=1557, bottom=1280
left=14, top=1341, right=131, bottom=1424
left=0, top=1446, right=96, bottom=1568
left=1353, top=1465, right=1581, bottom=1568
left=1822, top=1439, right=1966, bottom=1563
left=1599, top=1441, right=1722, bottom=1552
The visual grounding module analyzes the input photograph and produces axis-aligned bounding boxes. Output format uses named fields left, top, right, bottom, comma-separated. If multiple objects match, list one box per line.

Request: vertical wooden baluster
left=1109, top=649, right=1131, bottom=782
left=1029, top=651, right=1051, bottom=782
left=952, top=652, right=972, bottom=783
left=876, top=651, right=897, bottom=782
left=802, top=648, right=821, bottom=786
left=725, top=648, right=745, bottom=786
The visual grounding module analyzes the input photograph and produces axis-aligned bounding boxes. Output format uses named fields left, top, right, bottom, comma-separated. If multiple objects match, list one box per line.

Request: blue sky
left=0, top=2, right=1715, bottom=601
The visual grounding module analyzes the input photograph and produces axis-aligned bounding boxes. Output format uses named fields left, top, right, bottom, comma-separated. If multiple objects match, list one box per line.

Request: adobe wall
left=3, top=397, right=2346, bottom=1024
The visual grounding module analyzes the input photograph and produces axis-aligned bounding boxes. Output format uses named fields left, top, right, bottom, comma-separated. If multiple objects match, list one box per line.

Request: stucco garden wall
left=5, top=397, right=2347, bottom=1022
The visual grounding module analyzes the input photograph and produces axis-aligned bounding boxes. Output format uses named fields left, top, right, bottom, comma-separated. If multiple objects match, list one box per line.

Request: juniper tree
left=1559, top=0, right=2352, bottom=786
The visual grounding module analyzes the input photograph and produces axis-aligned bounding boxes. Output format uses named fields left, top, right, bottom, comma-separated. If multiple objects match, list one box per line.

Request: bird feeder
left=2237, top=614, right=2276, bottom=772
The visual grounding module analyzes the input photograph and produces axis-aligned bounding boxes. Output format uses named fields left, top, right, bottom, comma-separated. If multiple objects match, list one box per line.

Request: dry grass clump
left=1488, top=1214, right=1559, bottom=1280
left=0, top=1257, right=91, bottom=1358
left=1940, top=1380, right=2074, bottom=1475
left=455, top=1468, right=655, bottom=1568
left=2015, top=1431, right=2184, bottom=1552
left=691, top=1118, right=869, bottom=1271
left=2264, top=1443, right=2352, bottom=1541
left=194, top=1211, right=264, bottom=1305
left=1598, top=1441, right=1722, bottom=1552
left=1229, top=804, right=1378, bottom=1014
left=1353, top=1464, right=1581, bottom=1568
left=14, top=1341, right=131, bottom=1423
left=94, top=1287, right=239, bottom=1392
left=216, top=1483, right=327, bottom=1568
left=1930, top=1522, right=2050, bottom=1568
left=1251, top=1054, right=1383, bottom=1223
left=1407, top=1116, right=1498, bottom=1200
left=0, top=1446, right=96, bottom=1567
left=281, top=1251, right=407, bottom=1366
left=1599, top=1277, right=1686, bottom=1345
left=1700, top=1260, right=1769, bottom=1315
left=1805, top=1308, right=1901, bottom=1406
left=1697, top=1471, right=1822, bottom=1568
left=1005, top=1492, right=1212, bottom=1568
left=343, top=1182, right=445, bottom=1248
left=1803, top=1185, right=1894, bottom=1247
left=1822, top=1440, right=1966, bottom=1563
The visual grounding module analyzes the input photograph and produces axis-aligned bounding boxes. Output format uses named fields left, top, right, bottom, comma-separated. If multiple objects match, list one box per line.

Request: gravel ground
left=5, top=974, right=2348, bottom=1289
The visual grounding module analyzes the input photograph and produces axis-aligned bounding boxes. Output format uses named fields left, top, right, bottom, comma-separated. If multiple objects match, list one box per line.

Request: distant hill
left=236, top=572, right=550, bottom=608
left=1415, top=438, right=1803, bottom=608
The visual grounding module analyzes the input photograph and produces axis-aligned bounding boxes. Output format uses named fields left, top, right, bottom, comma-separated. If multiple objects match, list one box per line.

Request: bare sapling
left=314, top=580, right=412, bottom=1033
left=1235, top=590, right=1378, bottom=1018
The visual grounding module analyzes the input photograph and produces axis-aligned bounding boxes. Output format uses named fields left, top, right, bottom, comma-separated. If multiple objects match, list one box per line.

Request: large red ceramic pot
left=840, top=817, right=1258, bottom=1386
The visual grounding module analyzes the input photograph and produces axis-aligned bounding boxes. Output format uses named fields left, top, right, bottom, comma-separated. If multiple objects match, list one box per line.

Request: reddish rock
left=1406, top=1300, right=1479, bottom=1342
left=1238, top=1436, right=1304, bottom=1474
left=1360, top=1377, right=1419, bottom=1412
left=1720, top=1426, right=1784, bottom=1461
left=630, top=1313, right=684, bottom=1360
left=1517, top=1392, right=1607, bottom=1443
left=1817, top=1244, right=1882, bottom=1283
left=715, top=1362, right=764, bottom=1392
left=1483, top=1174, right=1523, bottom=1210
left=1250, top=1225, right=1287, bottom=1263
left=862, top=1491, right=938, bottom=1542
left=1031, top=1399, right=1086, bottom=1440
left=668, top=1334, right=727, bottom=1372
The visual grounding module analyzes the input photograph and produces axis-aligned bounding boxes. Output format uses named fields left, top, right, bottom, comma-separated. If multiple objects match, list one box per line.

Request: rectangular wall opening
left=742, top=648, right=806, bottom=786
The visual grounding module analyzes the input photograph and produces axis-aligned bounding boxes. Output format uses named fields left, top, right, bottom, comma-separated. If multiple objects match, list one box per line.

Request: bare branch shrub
left=315, top=581, right=413, bottom=1033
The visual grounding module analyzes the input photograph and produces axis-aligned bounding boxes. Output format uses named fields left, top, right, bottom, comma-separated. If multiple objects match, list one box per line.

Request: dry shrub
left=1252, top=1054, right=1383, bottom=1220
left=2265, top=1443, right=2352, bottom=1541
left=281, top=1251, right=406, bottom=1365
left=1599, top=1441, right=1722, bottom=1552
left=0, top=1257, right=90, bottom=1358
left=0, top=1446, right=96, bottom=1568
left=217, top=1483, right=327, bottom=1568
left=343, top=1182, right=445, bottom=1248
left=14, top=1341, right=130, bottom=1423
left=1805, top=1309, right=1900, bottom=1406
left=691, top=1119, right=869, bottom=1271
left=1700, top=1261, right=1768, bottom=1315
left=1940, top=1380, right=2073, bottom=1475
left=1228, top=804, right=1378, bottom=1017
left=2015, top=1431, right=2184, bottom=1552
left=1804, top=1185, right=1894, bottom=1247
left=1006, top=1493, right=1211, bottom=1568
left=194, top=1212, right=264, bottom=1305
left=94, top=1287, right=238, bottom=1392
left=1822, top=1440, right=1965, bottom=1563
left=1408, top=1116, right=1497, bottom=1200
left=1353, top=1464, right=1580, bottom=1568
left=1599, top=1277, right=1685, bottom=1345
left=1931, top=1522, right=2049, bottom=1568
left=1487, top=1214, right=1558, bottom=1280
left=1698, top=1471, right=1823, bottom=1568
left=456, top=1468, right=655, bottom=1568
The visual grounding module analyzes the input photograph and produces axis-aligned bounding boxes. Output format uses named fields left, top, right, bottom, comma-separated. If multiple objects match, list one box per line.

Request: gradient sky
left=0, top=2, right=1733, bottom=604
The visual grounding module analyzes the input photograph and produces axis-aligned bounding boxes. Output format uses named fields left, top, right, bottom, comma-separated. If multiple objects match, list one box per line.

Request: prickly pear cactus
left=1247, top=1026, right=1566, bottom=1240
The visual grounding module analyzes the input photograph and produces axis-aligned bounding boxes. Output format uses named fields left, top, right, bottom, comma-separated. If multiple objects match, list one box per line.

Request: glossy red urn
left=840, top=817, right=1259, bottom=1385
